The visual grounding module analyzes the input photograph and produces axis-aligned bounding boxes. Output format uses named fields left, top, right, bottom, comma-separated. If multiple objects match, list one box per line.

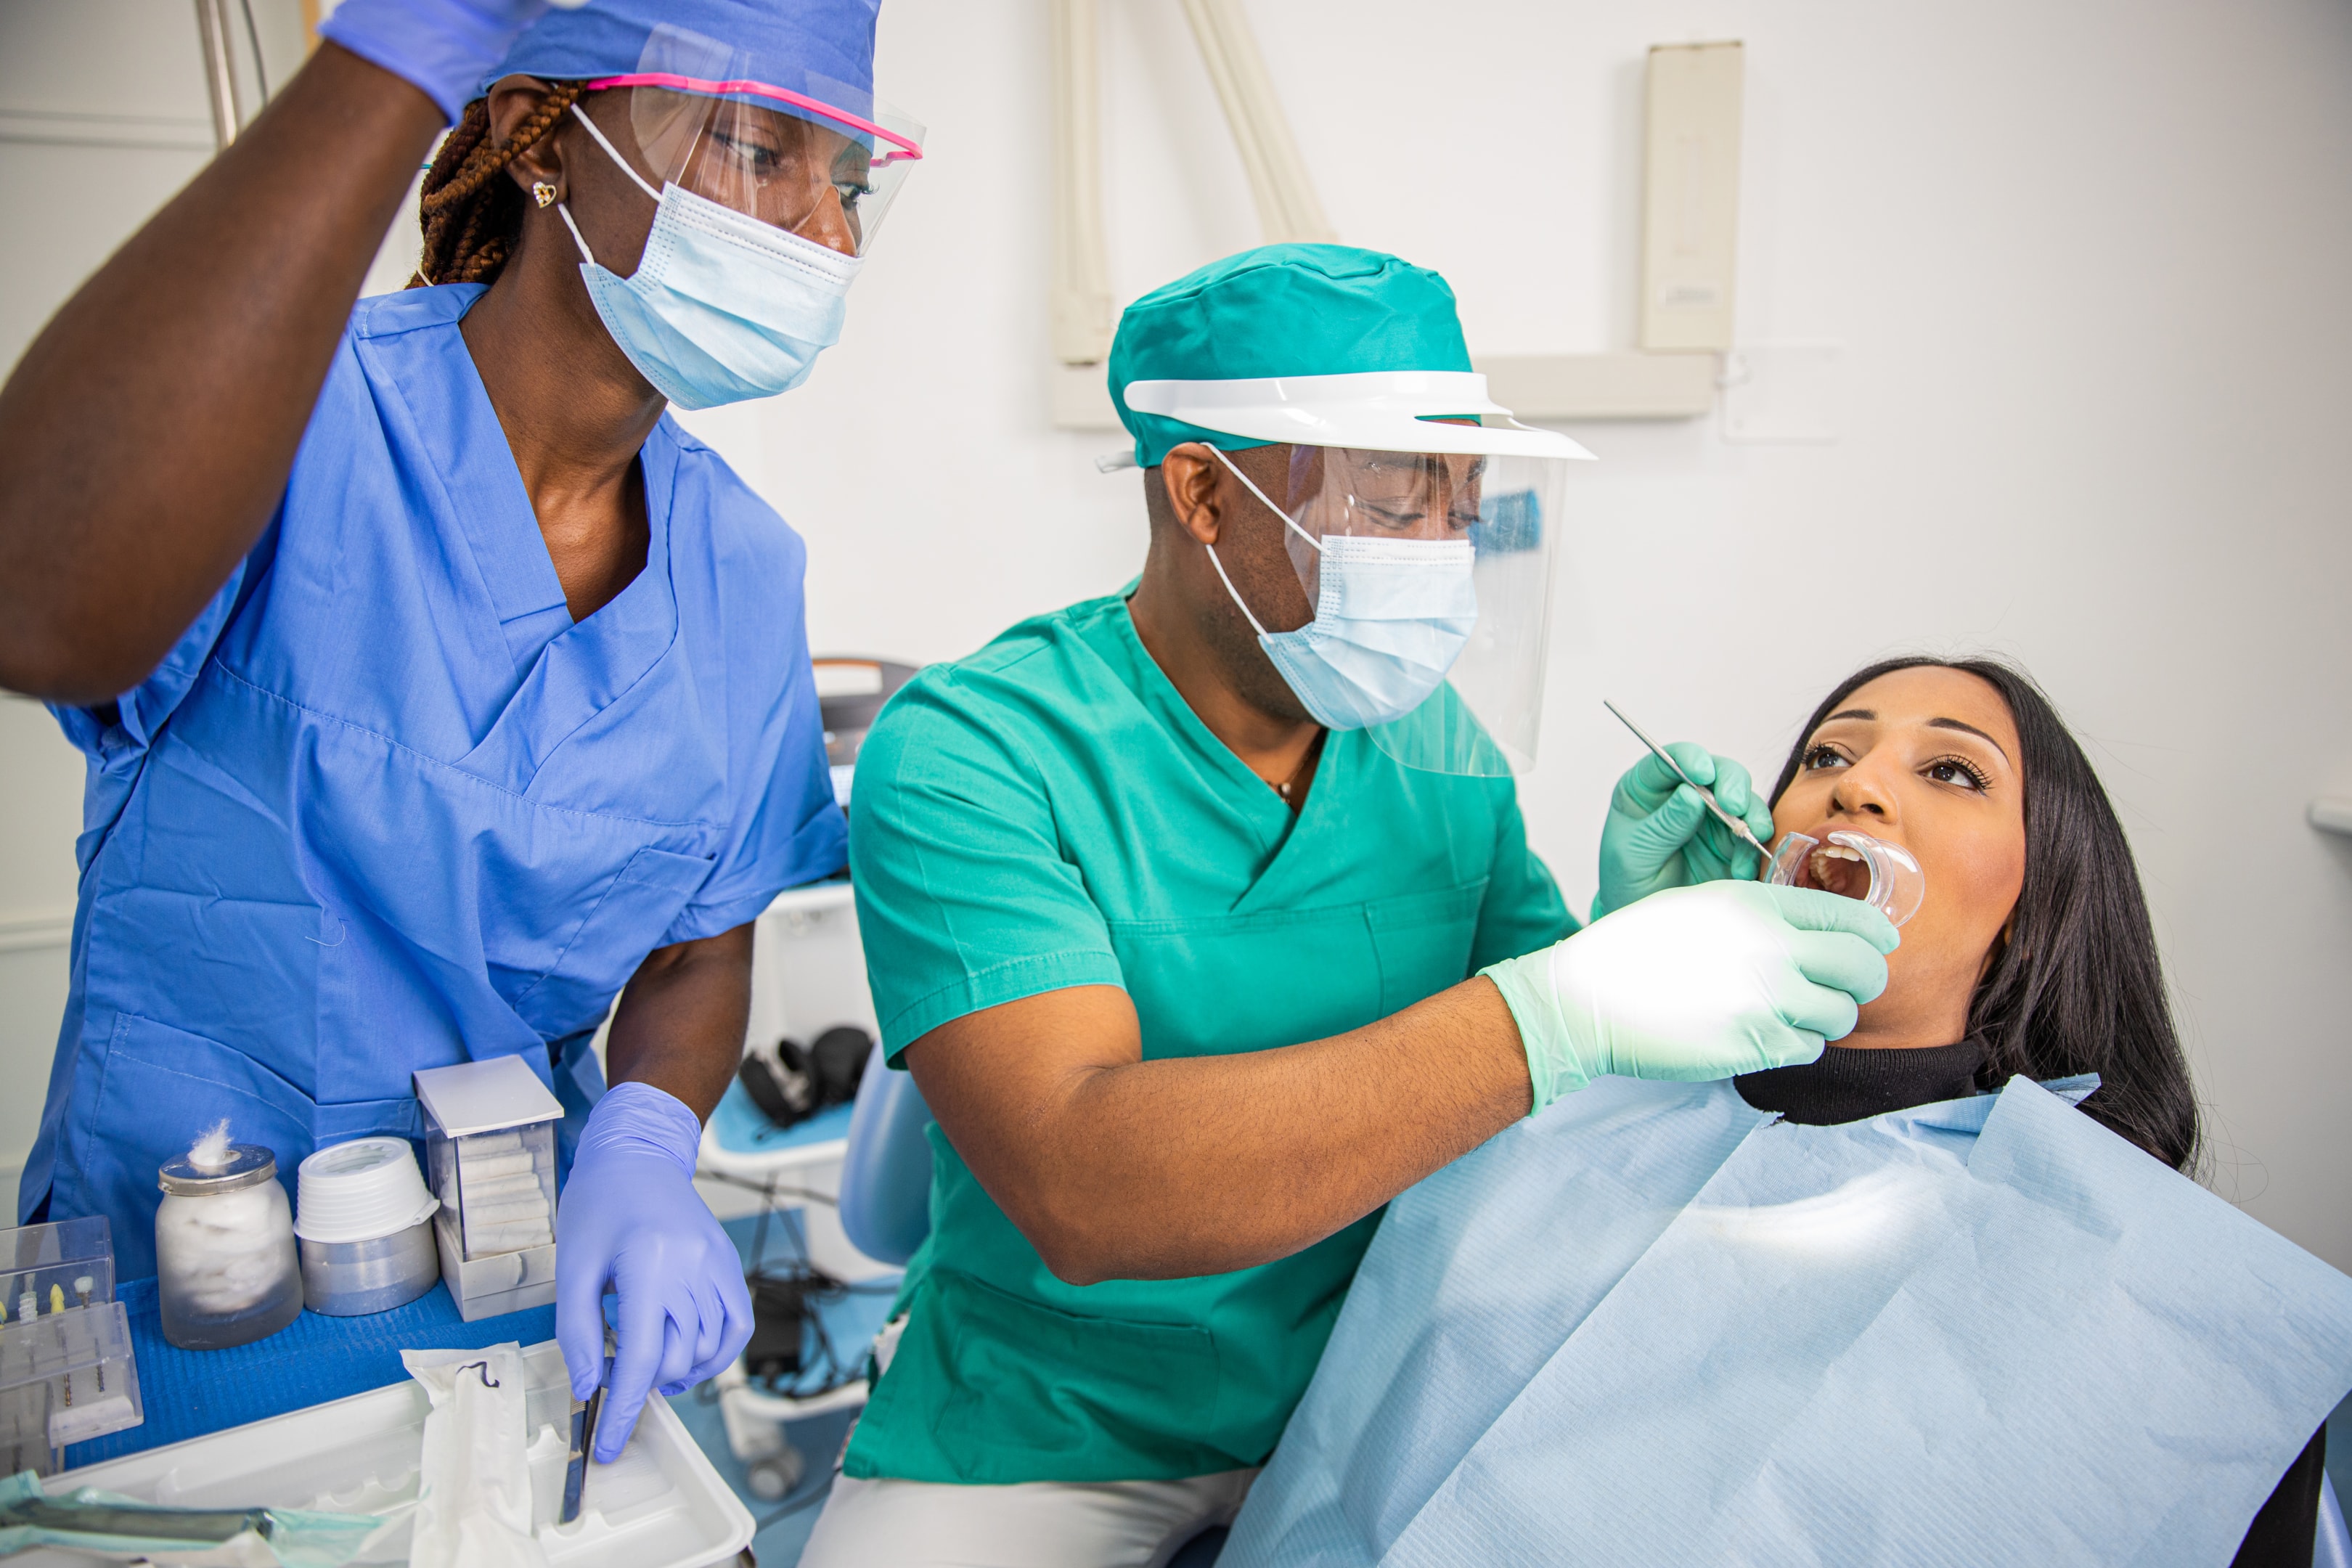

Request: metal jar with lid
left=292, top=1137, right=442, bottom=1317
left=155, top=1144, right=303, bottom=1350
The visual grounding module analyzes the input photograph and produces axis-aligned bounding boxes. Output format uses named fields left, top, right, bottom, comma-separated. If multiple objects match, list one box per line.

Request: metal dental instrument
left=1601, top=701, right=1773, bottom=864
left=561, top=1331, right=615, bottom=1525
left=561, top=1389, right=600, bottom=1524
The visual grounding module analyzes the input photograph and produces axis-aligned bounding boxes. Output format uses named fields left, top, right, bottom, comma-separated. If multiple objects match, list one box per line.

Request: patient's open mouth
left=1803, top=841, right=1872, bottom=902
left=1763, top=829, right=1927, bottom=927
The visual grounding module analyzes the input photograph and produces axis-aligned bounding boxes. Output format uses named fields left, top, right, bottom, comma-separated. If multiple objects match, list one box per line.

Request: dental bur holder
left=1, top=1216, right=144, bottom=1474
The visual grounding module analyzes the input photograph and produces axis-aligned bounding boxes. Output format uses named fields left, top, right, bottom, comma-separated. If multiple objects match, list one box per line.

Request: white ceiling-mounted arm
left=1178, top=0, right=1336, bottom=245
left=194, top=0, right=244, bottom=150
left=1049, top=0, right=1115, bottom=364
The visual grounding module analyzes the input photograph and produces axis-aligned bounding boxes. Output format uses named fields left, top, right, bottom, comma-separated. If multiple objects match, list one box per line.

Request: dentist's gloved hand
left=1482, top=881, right=1898, bottom=1114
left=557, top=1080, right=752, bottom=1462
left=318, top=0, right=586, bottom=126
left=1593, top=742, right=1777, bottom=919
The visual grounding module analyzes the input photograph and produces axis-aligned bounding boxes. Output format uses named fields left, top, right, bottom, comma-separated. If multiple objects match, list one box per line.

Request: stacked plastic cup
left=291, top=1139, right=442, bottom=1316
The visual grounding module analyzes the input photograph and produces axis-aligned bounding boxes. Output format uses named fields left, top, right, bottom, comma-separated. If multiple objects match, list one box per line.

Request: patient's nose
left=1827, top=754, right=1900, bottom=822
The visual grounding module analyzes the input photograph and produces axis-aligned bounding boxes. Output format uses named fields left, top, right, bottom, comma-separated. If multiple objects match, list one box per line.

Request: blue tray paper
left=65, top=1275, right=555, bottom=1468
left=708, top=1078, right=855, bottom=1156
left=1228, top=1076, right=2352, bottom=1568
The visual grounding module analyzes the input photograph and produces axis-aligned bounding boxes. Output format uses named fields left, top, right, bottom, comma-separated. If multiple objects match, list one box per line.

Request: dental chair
left=838, top=1039, right=936, bottom=1267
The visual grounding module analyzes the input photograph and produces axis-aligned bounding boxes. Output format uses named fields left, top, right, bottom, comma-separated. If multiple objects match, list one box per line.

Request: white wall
left=3, top=1, right=2348, bottom=1268
left=682, top=0, right=2352, bottom=1268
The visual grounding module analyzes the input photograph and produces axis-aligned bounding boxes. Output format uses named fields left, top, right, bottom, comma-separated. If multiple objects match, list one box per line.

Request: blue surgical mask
left=1205, top=447, right=1479, bottom=730
left=557, top=104, right=861, bottom=411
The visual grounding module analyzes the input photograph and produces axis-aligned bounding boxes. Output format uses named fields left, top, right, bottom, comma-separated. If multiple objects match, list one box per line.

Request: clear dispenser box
left=1, top=1216, right=144, bottom=1475
left=413, top=1057, right=565, bottom=1322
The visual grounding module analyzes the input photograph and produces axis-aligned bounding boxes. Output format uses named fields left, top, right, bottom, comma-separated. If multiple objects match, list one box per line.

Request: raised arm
left=0, top=44, right=444, bottom=703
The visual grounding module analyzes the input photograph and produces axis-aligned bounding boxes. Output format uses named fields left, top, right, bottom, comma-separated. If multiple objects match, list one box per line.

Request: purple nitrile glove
left=556, top=1079, right=753, bottom=1462
left=317, top=0, right=583, bottom=125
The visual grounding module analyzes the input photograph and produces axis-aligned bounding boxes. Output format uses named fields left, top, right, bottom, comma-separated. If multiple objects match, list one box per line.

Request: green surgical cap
left=1108, top=244, right=1474, bottom=469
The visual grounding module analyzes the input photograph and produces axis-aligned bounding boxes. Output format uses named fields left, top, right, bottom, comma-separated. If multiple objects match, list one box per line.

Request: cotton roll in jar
left=155, top=1121, right=304, bottom=1349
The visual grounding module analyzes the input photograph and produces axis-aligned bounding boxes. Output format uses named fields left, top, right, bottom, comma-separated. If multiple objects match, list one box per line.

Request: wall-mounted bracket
left=1048, top=26, right=1748, bottom=432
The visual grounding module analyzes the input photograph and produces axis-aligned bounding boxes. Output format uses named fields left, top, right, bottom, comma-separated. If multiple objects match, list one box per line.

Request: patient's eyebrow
left=1823, top=708, right=1874, bottom=724
left=1927, top=716, right=2011, bottom=764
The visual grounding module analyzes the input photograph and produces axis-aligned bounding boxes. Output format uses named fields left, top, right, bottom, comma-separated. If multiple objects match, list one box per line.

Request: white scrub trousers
left=796, top=1468, right=1257, bottom=1567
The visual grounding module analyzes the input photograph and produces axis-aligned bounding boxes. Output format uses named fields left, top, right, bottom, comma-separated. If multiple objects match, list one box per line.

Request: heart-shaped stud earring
left=532, top=181, right=559, bottom=209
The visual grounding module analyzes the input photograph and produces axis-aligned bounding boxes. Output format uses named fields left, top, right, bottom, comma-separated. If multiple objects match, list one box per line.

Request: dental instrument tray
left=7, top=1338, right=751, bottom=1568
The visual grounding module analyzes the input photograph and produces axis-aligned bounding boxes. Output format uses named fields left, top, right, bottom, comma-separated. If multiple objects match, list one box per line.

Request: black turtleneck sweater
left=1734, top=1038, right=1988, bottom=1125
left=1733, top=1042, right=2326, bottom=1568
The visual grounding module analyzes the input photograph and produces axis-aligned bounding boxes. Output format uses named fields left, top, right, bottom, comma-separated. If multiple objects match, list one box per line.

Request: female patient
left=1736, top=656, right=2194, bottom=1159
left=1222, top=657, right=2345, bottom=1568
left=1728, top=658, right=2318, bottom=1566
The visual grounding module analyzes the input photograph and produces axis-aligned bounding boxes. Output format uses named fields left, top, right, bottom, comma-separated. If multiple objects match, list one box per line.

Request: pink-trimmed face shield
left=586, top=23, right=924, bottom=258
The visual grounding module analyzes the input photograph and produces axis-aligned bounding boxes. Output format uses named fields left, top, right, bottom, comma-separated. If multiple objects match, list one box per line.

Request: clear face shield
left=1249, top=444, right=1570, bottom=776
left=1126, top=372, right=1593, bottom=777
left=592, top=24, right=925, bottom=256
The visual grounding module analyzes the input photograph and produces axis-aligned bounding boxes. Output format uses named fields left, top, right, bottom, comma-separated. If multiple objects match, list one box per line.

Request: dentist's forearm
left=902, top=979, right=1530, bottom=1284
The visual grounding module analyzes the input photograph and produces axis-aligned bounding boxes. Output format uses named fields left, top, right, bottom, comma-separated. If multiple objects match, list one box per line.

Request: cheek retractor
left=1763, top=830, right=1926, bottom=927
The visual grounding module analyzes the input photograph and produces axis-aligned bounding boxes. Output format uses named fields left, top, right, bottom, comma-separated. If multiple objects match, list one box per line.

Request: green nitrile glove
left=1593, top=742, right=1778, bottom=920
left=1482, top=881, right=1899, bottom=1115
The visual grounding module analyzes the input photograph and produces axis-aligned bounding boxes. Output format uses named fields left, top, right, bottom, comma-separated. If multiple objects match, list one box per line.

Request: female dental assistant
left=0, top=0, right=919, bottom=1458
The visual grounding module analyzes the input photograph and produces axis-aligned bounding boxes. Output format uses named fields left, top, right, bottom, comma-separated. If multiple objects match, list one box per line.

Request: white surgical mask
left=558, top=103, right=861, bottom=410
left=1205, top=447, right=1478, bottom=730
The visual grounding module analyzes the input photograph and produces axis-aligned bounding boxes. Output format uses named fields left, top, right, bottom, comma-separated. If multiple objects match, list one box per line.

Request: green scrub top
left=842, top=592, right=1572, bottom=1485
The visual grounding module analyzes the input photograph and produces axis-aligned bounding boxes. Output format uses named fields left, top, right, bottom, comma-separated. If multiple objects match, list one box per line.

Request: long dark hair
left=1771, top=657, right=2200, bottom=1172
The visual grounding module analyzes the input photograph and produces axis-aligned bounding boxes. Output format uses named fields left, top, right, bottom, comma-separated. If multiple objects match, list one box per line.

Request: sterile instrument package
left=1225, top=1076, right=2352, bottom=1567
left=0, top=1469, right=377, bottom=1567
left=402, top=1344, right=547, bottom=1568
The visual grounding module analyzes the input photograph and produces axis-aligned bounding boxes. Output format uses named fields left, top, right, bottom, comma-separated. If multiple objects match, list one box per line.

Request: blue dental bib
left=1227, top=1075, right=2352, bottom=1567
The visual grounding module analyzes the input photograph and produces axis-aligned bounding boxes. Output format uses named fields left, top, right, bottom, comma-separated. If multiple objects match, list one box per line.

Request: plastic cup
left=293, top=1138, right=438, bottom=1245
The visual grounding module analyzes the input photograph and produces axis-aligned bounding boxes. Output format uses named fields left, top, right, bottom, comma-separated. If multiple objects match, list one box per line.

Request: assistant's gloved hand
left=318, top=0, right=584, bottom=125
left=557, top=1080, right=752, bottom=1462
left=1593, top=742, right=1777, bottom=920
left=1482, top=881, right=1898, bottom=1114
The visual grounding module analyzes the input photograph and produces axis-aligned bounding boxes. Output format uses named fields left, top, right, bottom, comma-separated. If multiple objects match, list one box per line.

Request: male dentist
left=799, top=245, right=1897, bottom=1564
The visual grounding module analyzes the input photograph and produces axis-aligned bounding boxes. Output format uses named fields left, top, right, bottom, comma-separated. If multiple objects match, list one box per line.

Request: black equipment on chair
left=738, top=1024, right=875, bottom=1132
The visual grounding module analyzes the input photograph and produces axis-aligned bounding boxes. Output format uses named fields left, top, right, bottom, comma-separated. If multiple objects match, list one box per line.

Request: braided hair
left=409, top=81, right=587, bottom=290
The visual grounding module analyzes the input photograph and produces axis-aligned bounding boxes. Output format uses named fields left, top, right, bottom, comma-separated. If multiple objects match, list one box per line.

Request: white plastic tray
left=20, top=1339, right=752, bottom=1568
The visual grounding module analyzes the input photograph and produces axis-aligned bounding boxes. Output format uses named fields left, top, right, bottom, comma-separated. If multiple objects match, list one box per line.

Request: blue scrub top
left=25, top=285, right=845, bottom=1276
